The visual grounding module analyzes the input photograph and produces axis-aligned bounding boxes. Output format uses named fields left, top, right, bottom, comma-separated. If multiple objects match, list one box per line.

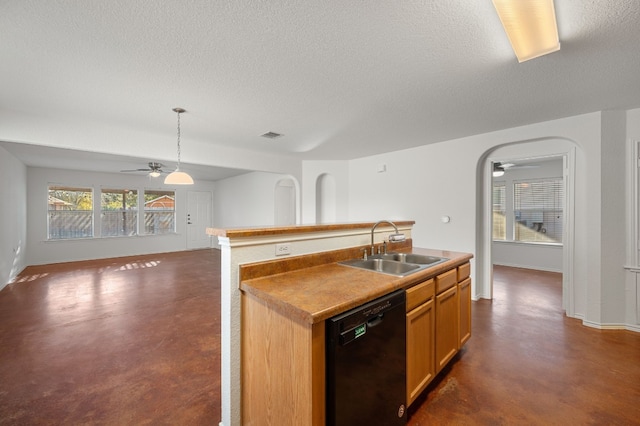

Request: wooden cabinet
left=435, top=268, right=458, bottom=294
left=458, top=277, right=471, bottom=346
left=241, top=257, right=473, bottom=419
left=458, top=262, right=471, bottom=347
left=242, top=292, right=326, bottom=426
left=435, top=284, right=459, bottom=373
left=433, top=263, right=473, bottom=374
left=406, top=262, right=473, bottom=405
left=405, top=279, right=435, bottom=406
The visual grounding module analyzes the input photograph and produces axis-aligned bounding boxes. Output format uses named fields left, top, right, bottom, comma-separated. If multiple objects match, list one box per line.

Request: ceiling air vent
left=260, top=131, right=283, bottom=139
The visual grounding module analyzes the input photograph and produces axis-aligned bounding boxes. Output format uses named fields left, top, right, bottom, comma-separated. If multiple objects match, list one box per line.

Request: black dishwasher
left=326, top=289, right=407, bottom=426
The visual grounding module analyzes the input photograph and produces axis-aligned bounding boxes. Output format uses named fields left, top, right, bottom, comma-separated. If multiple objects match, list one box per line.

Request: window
left=492, top=183, right=506, bottom=241
left=514, top=179, right=563, bottom=243
left=144, top=190, right=175, bottom=234
left=101, top=189, right=138, bottom=237
left=48, top=186, right=93, bottom=239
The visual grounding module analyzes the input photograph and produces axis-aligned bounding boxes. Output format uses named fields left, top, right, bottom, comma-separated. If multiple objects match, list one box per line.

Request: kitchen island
left=207, top=222, right=472, bottom=426
left=241, top=246, right=471, bottom=324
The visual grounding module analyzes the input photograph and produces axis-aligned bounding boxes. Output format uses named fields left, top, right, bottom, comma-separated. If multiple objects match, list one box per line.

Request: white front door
left=187, top=190, right=212, bottom=249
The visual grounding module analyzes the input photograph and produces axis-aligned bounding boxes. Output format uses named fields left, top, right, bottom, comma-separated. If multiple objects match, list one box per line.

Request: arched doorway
left=316, top=173, right=337, bottom=223
left=274, top=178, right=297, bottom=226
left=476, top=139, right=577, bottom=317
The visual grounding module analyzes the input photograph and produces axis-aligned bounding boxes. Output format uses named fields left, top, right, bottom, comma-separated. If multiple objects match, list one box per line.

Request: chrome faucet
left=370, top=220, right=406, bottom=255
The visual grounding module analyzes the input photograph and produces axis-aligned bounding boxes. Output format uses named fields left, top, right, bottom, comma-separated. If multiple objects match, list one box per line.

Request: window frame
left=143, top=189, right=176, bottom=235
left=100, top=188, right=139, bottom=238
left=47, top=185, right=94, bottom=240
left=492, top=182, right=507, bottom=241
left=492, top=176, right=564, bottom=247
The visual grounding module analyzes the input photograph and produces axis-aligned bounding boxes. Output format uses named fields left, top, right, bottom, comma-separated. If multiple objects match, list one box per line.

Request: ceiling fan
left=493, top=161, right=539, bottom=177
left=120, top=162, right=167, bottom=178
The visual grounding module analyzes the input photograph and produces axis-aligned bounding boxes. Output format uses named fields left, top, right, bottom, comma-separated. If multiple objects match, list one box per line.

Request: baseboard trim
left=625, top=323, right=640, bottom=333
left=582, top=320, right=640, bottom=333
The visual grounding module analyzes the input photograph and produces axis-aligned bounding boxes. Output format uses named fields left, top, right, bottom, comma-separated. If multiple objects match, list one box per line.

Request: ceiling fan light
left=149, top=170, right=161, bottom=178
left=492, top=0, right=560, bottom=62
left=164, top=169, right=194, bottom=185
left=493, top=170, right=505, bottom=177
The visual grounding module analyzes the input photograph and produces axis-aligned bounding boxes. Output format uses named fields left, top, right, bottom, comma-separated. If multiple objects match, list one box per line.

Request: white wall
left=26, top=167, right=216, bottom=266
left=493, top=242, right=563, bottom=272
left=214, top=171, right=299, bottom=228
left=301, top=161, right=349, bottom=224
left=335, top=111, right=633, bottom=328
left=623, top=114, right=640, bottom=330
left=627, top=108, right=640, bottom=267
left=0, top=146, right=27, bottom=288
left=598, top=110, right=627, bottom=326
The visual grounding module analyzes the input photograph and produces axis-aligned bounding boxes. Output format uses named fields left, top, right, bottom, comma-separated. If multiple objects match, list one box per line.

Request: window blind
left=492, top=183, right=506, bottom=240
left=513, top=178, right=563, bottom=243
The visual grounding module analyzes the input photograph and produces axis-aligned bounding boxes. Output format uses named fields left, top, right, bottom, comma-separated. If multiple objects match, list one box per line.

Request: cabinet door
left=458, top=277, right=471, bottom=347
left=435, top=285, right=458, bottom=373
left=406, top=298, right=435, bottom=406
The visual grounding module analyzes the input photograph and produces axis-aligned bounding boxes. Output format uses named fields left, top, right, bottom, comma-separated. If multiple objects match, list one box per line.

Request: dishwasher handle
left=367, top=313, right=384, bottom=328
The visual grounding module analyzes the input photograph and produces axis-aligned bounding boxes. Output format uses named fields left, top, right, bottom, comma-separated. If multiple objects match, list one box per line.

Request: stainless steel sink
left=370, top=253, right=448, bottom=266
left=339, top=258, right=421, bottom=276
left=339, top=253, right=448, bottom=277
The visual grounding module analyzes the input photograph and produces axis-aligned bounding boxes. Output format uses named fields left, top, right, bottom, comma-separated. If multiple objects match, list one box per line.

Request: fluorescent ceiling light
left=492, top=0, right=560, bottom=62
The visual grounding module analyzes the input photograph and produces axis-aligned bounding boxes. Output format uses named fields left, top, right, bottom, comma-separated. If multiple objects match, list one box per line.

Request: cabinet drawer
left=436, top=269, right=457, bottom=294
left=457, top=262, right=471, bottom=282
left=406, top=279, right=434, bottom=312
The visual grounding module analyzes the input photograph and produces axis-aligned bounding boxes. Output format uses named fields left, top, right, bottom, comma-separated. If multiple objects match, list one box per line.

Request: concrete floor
left=1, top=250, right=639, bottom=425
left=0, top=250, right=221, bottom=425
left=408, top=265, right=640, bottom=425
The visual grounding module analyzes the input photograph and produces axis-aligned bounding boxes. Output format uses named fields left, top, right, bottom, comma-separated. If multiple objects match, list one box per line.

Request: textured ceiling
left=1, top=1, right=640, bottom=173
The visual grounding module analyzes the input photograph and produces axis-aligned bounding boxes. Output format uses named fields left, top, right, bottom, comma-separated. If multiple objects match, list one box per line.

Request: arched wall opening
left=475, top=137, right=580, bottom=318
left=275, top=176, right=300, bottom=226
left=315, top=173, right=337, bottom=223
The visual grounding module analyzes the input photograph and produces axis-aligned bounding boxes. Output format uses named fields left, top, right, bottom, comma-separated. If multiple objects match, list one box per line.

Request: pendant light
left=164, top=107, right=194, bottom=185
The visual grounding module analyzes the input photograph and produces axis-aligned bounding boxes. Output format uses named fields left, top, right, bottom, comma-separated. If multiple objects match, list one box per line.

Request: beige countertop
left=240, top=247, right=473, bottom=325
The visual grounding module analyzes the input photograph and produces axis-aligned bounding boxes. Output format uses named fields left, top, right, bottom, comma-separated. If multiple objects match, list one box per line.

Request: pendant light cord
left=176, top=110, right=182, bottom=169
left=164, top=107, right=193, bottom=185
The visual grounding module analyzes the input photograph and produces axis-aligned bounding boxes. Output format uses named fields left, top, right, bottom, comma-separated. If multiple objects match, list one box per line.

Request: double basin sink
left=339, top=252, right=448, bottom=277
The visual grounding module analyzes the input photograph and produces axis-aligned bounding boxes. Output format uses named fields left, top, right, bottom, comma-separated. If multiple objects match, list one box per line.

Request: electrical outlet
left=275, top=243, right=291, bottom=256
